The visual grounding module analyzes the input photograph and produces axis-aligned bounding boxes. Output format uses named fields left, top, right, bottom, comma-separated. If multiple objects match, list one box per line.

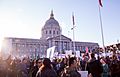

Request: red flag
left=99, top=0, right=103, bottom=7
left=86, top=47, right=89, bottom=53
left=72, top=13, right=75, bottom=25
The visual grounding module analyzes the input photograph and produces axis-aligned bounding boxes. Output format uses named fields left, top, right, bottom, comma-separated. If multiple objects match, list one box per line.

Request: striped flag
left=99, top=0, right=103, bottom=7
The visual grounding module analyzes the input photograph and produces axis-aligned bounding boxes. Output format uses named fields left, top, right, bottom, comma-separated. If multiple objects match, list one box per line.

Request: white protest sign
left=65, top=50, right=72, bottom=56
left=76, top=51, right=80, bottom=57
left=47, top=46, right=56, bottom=59
left=78, top=71, right=88, bottom=77
left=58, top=54, right=66, bottom=58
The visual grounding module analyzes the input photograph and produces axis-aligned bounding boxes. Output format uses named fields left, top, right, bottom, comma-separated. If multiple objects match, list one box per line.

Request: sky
left=0, top=0, right=120, bottom=48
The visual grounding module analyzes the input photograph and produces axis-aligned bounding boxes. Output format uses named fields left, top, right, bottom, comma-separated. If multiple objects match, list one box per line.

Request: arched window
left=53, top=30, right=55, bottom=34
left=49, top=30, right=51, bottom=34
left=46, top=31, right=47, bottom=34
left=57, top=31, right=59, bottom=34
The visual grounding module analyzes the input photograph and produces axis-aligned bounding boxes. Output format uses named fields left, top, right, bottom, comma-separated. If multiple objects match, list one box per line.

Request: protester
left=61, top=57, right=81, bottom=77
left=30, top=58, right=42, bottom=77
left=80, top=55, right=87, bottom=71
left=55, top=59, right=62, bottom=76
left=19, top=58, right=29, bottom=77
left=36, top=58, right=57, bottom=77
left=100, top=58, right=109, bottom=77
left=86, top=53, right=103, bottom=77
left=109, top=55, right=120, bottom=77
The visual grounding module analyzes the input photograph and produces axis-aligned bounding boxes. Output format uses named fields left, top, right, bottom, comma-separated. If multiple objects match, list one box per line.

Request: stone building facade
left=1, top=11, right=99, bottom=58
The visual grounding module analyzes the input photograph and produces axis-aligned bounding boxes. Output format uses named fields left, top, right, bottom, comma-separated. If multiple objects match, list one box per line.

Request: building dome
left=41, top=10, right=61, bottom=39
left=44, top=19, right=59, bottom=27
left=43, top=10, right=60, bottom=29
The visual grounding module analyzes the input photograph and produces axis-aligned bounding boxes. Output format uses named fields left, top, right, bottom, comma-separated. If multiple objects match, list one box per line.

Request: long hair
left=41, top=58, right=52, bottom=71
left=112, top=55, right=117, bottom=60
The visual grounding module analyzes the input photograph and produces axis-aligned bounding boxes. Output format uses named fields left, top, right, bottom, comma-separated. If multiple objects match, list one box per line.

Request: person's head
left=69, top=57, right=77, bottom=68
left=117, top=43, right=120, bottom=50
left=112, top=55, right=117, bottom=60
left=36, top=58, right=42, bottom=68
left=43, top=58, right=52, bottom=69
left=22, top=58, right=28, bottom=63
left=90, top=53, right=95, bottom=59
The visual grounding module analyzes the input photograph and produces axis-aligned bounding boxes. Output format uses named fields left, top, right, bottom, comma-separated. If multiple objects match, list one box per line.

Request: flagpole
left=73, top=24, right=75, bottom=54
left=72, top=12, right=76, bottom=54
left=98, top=1, right=105, bottom=54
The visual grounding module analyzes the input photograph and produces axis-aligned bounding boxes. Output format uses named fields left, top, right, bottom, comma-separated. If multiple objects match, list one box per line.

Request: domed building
left=41, top=10, right=61, bottom=39
left=1, top=11, right=99, bottom=58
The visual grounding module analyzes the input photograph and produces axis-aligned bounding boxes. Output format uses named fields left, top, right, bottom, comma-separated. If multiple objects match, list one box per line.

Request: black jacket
left=36, top=68, right=57, bottom=77
left=86, top=58, right=103, bottom=77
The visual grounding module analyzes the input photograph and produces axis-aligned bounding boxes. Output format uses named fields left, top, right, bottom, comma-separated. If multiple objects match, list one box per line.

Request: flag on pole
left=99, top=0, right=103, bottom=7
left=72, top=13, right=75, bottom=25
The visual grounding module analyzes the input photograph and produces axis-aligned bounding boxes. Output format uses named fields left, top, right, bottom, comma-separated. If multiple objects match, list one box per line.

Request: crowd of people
left=0, top=44, right=120, bottom=77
